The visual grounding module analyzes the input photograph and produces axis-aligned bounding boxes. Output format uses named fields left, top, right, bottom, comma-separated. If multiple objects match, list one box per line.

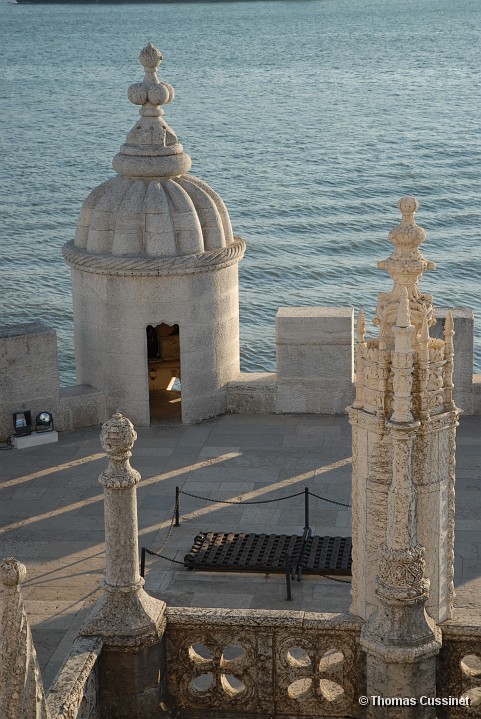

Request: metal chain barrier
left=143, top=547, right=184, bottom=567
left=178, top=488, right=305, bottom=505
left=307, top=491, right=351, bottom=508
left=157, top=494, right=179, bottom=553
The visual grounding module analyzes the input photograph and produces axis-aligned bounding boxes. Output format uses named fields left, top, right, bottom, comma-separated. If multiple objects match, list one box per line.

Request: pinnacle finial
left=113, top=43, right=191, bottom=178
left=100, top=413, right=137, bottom=458
left=387, top=195, right=430, bottom=259
left=127, top=42, right=175, bottom=117
left=0, top=557, right=26, bottom=588
left=374, top=197, right=436, bottom=342
left=139, top=41, right=163, bottom=71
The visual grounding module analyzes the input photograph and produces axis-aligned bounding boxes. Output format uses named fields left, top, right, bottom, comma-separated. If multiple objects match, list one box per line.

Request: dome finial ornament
left=113, top=42, right=191, bottom=178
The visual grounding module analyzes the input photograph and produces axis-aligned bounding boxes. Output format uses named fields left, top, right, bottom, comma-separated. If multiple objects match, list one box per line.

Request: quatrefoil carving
left=285, top=646, right=345, bottom=704
left=460, top=654, right=481, bottom=708
left=187, top=642, right=248, bottom=699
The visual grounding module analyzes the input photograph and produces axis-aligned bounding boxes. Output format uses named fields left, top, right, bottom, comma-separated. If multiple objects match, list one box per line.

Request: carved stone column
left=350, top=197, right=459, bottom=712
left=82, top=413, right=166, bottom=718
left=0, top=558, right=50, bottom=719
left=349, top=197, right=459, bottom=625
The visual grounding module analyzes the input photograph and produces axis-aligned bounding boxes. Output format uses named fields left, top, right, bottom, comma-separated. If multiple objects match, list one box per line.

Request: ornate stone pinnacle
left=99, top=413, right=140, bottom=489
left=374, top=197, right=436, bottom=343
left=0, top=557, right=27, bottom=588
left=113, top=43, right=191, bottom=179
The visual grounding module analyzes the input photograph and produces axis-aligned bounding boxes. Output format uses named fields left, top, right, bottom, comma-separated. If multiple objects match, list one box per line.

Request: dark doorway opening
left=147, top=323, right=181, bottom=422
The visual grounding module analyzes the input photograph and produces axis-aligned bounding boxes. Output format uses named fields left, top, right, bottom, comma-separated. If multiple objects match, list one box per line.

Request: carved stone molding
left=377, top=544, right=428, bottom=601
left=62, top=237, right=246, bottom=277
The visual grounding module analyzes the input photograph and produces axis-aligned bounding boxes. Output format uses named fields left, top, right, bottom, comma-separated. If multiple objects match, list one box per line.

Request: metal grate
left=301, top=535, right=352, bottom=575
left=184, top=532, right=351, bottom=576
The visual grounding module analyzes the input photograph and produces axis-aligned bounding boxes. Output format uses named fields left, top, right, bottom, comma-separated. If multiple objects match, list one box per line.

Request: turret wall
left=71, top=264, right=240, bottom=425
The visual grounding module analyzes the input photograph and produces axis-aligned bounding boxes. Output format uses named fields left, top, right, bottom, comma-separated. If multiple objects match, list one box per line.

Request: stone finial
left=98, top=413, right=141, bottom=488
left=0, top=556, right=27, bottom=587
left=127, top=42, right=175, bottom=117
left=0, top=559, right=50, bottom=719
left=374, top=197, right=436, bottom=342
left=113, top=43, right=191, bottom=178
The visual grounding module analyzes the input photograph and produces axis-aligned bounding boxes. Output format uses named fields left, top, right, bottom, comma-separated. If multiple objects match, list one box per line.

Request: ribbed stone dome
left=74, top=174, right=233, bottom=256
left=65, top=43, right=243, bottom=267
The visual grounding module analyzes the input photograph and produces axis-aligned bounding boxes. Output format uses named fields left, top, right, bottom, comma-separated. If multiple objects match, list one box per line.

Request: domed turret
left=63, top=44, right=245, bottom=425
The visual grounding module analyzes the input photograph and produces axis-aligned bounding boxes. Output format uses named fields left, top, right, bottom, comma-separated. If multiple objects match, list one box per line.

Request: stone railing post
left=0, top=558, right=50, bottom=719
left=81, top=413, right=167, bottom=719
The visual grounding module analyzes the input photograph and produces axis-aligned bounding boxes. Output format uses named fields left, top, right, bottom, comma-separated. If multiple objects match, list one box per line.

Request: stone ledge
left=227, top=372, right=277, bottom=414
left=47, top=636, right=102, bottom=719
left=57, top=384, right=106, bottom=431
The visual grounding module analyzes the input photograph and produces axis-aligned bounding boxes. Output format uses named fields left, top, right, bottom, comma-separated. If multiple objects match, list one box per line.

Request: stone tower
left=349, top=196, right=459, bottom=626
left=63, top=43, right=245, bottom=425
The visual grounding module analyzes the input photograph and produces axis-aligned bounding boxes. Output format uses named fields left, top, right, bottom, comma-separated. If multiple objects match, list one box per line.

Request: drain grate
left=301, top=535, right=352, bottom=575
left=184, top=532, right=351, bottom=576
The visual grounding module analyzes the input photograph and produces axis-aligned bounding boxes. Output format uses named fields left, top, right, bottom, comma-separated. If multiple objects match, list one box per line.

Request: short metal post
left=304, top=487, right=311, bottom=537
left=175, top=486, right=180, bottom=527
left=140, top=547, right=146, bottom=578
left=285, top=553, right=292, bottom=601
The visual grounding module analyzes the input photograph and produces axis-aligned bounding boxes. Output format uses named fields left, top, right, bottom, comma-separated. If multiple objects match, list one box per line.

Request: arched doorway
left=147, top=323, right=181, bottom=421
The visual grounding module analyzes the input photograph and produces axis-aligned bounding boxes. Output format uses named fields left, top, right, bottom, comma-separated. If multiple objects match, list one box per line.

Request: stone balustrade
left=46, top=637, right=102, bottom=719
left=164, top=607, right=364, bottom=718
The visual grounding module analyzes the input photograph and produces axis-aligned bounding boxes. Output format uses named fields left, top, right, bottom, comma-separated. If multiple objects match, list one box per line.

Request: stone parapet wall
left=164, top=607, right=365, bottom=718
left=437, top=623, right=481, bottom=718
left=47, top=636, right=102, bottom=719
left=2, top=306, right=481, bottom=439
left=57, top=385, right=107, bottom=432
left=0, top=322, right=60, bottom=441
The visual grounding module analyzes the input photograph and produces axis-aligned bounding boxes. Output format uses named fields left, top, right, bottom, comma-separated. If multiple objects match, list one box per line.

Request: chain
left=179, top=489, right=305, bottom=505
left=156, top=496, right=179, bottom=553
left=308, top=491, right=351, bottom=508
left=323, top=575, right=352, bottom=584
left=144, top=547, right=185, bottom=566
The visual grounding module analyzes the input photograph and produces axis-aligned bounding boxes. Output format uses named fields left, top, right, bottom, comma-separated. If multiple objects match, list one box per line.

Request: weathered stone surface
left=57, top=385, right=106, bottom=432
left=227, top=372, right=277, bottom=414
left=0, top=322, right=60, bottom=441
left=46, top=636, right=102, bottom=719
left=80, top=414, right=166, bottom=718
left=350, top=198, right=456, bottom=710
left=165, top=608, right=364, bottom=718
left=0, top=558, right=50, bottom=719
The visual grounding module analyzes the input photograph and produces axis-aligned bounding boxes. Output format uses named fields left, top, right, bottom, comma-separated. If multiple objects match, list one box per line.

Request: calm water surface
left=1, top=0, right=480, bottom=383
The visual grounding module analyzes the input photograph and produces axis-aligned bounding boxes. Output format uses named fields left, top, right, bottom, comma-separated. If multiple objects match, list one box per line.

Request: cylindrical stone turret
left=63, top=43, right=246, bottom=425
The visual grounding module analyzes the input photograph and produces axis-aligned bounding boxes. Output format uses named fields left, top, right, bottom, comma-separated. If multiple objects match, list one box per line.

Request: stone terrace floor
left=1, top=413, right=480, bottom=690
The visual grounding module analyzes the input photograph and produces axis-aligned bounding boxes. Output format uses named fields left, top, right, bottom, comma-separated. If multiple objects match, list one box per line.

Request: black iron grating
left=184, top=532, right=352, bottom=576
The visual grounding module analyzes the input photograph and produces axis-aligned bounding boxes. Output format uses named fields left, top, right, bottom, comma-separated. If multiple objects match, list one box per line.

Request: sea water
left=0, top=0, right=480, bottom=384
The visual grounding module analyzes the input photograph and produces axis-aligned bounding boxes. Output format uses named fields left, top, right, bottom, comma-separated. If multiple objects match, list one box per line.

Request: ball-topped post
left=0, top=556, right=27, bottom=588
left=83, top=413, right=165, bottom=640
left=0, top=559, right=49, bottom=719
left=98, top=413, right=143, bottom=593
left=82, top=413, right=167, bottom=718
